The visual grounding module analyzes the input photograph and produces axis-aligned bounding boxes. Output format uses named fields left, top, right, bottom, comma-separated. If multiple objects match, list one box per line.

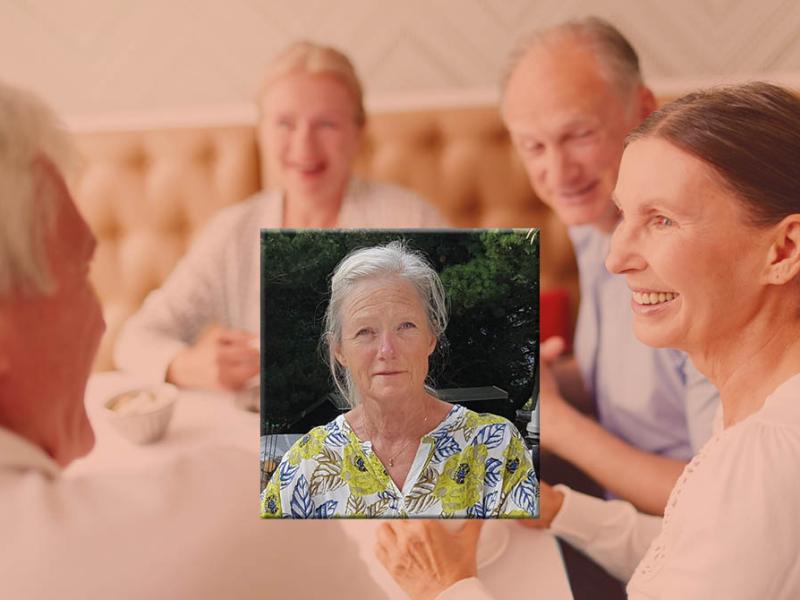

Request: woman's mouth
left=632, top=291, right=678, bottom=305
left=287, top=161, right=326, bottom=177
left=630, top=290, right=680, bottom=315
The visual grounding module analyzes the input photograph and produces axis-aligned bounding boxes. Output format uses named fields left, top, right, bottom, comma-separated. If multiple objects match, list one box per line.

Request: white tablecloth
left=70, top=372, right=572, bottom=599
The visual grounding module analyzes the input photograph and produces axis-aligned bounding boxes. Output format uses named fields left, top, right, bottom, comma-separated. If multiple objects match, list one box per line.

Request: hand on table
left=518, top=481, right=565, bottom=530
left=376, top=520, right=483, bottom=600
left=166, top=325, right=259, bottom=391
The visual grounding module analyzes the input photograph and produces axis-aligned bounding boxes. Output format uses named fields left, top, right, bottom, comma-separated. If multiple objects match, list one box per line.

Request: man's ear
left=637, top=85, right=658, bottom=122
left=763, top=215, right=800, bottom=285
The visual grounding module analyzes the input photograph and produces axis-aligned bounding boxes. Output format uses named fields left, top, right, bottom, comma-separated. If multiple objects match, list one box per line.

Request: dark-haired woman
left=376, top=82, right=800, bottom=599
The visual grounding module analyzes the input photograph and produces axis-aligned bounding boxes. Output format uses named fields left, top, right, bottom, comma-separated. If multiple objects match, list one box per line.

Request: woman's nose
left=606, top=221, right=646, bottom=274
left=290, top=124, right=320, bottom=161
left=377, top=332, right=397, bottom=358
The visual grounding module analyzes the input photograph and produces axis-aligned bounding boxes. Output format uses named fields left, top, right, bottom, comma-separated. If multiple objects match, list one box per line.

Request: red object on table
left=540, top=288, right=572, bottom=353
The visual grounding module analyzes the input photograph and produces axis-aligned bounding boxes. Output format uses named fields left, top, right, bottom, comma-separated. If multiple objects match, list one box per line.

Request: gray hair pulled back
left=322, top=241, right=448, bottom=407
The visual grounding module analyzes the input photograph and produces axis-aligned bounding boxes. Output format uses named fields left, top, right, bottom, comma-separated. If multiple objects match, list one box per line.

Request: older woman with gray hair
left=260, top=241, right=538, bottom=518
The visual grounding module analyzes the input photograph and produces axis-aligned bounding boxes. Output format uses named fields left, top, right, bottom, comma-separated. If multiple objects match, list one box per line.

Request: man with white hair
left=500, top=17, right=719, bottom=516
left=0, top=81, right=380, bottom=599
left=377, top=17, right=720, bottom=599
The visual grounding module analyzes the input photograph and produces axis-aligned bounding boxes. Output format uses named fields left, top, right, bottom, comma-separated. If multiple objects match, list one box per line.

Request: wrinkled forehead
left=339, top=275, right=427, bottom=321
left=502, top=43, right=625, bottom=131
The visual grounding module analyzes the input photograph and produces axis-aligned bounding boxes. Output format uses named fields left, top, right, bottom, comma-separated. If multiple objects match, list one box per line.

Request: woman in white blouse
left=376, top=82, right=800, bottom=599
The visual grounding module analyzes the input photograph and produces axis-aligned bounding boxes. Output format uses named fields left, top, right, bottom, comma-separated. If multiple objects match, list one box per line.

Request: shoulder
left=202, top=190, right=276, bottom=234
left=343, top=178, right=447, bottom=227
left=638, top=412, right=800, bottom=597
left=449, top=408, right=527, bottom=450
left=185, top=190, right=275, bottom=256
left=677, top=402, right=800, bottom=528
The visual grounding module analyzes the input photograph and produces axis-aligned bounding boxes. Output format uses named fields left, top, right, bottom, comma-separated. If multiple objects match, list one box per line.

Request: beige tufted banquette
left=73, top=105, right=579, bottom=371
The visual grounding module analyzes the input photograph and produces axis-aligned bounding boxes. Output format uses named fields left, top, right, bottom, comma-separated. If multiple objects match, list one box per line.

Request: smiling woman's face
left=606, top=137, right=773, bottom=355
left=259, top=71, right=361, bottom=205
left=333, top=276, right=436, bottom=405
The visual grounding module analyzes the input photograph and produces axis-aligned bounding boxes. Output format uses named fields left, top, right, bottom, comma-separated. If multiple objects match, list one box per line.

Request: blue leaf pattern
left=467, top=490, right=498, bottom=518
left=432, top=434, right=461, bottom=464
left=290, top=475, right=314, bottom=518
left=314, top=500, right=338, bottom=518
left=484, top=457, right=502, bottom=488
left=472, top=423, right=506, bottom=449
left=279, top=461, right=299, bottom=489
left=511, top=469, right=539, bottom=515
left=325, top=431, right=349, bottom=448
left=262, top=407, right=537, bottom=518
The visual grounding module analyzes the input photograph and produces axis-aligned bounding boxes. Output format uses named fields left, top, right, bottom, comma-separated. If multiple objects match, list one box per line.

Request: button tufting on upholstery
left=73, top=114, right=579, bottom=371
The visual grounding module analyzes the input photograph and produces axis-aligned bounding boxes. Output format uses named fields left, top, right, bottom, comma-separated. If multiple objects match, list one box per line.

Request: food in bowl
left=104, top=384, right=178, bottom=444
left=107, top=389, right=171, bottom=415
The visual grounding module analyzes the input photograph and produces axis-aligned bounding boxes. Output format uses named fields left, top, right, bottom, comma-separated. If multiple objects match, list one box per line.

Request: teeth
left=633, top=291, right=677, bottom=305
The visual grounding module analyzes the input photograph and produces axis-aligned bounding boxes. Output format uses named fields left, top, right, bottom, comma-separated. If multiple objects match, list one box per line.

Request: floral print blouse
left=260, top=404, right=539, bottom=518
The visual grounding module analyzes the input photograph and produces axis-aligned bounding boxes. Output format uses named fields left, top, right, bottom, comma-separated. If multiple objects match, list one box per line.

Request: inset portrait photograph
left=259, top=229, right=539, bottom=519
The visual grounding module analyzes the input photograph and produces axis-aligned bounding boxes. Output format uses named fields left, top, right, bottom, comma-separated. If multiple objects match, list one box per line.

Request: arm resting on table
left=551, top=484, right=662, bottom=582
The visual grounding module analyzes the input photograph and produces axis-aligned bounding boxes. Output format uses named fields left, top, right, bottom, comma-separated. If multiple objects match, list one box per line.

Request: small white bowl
left=103, top=384, right=178, bottom=444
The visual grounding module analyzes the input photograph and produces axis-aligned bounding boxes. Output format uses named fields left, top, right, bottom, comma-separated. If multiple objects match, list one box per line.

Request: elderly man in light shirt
left=0, top=81, right=380, bottom=600
left=377, top=17, right=720, bottom=599
left=502, top=17, right=719, bottom=517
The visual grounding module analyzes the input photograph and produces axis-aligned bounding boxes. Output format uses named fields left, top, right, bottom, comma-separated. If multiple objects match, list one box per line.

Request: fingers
left=540, top=336, right=566, bottom=362
left=459, top=520, right=484, bottom=546
left=376, top=522, right=430, bottom=578
left=216, top=328, right=259, bottom=346
left=214, top=328, right=260, bottom=390
left=375, top=522, right=398, bottom=570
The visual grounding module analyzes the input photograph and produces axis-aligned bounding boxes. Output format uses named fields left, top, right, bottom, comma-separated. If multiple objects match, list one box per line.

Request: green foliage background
left=261, top=229, right=539, bottom=433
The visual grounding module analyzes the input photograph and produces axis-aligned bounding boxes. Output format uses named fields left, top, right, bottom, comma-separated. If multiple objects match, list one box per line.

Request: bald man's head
left=501, top=19, right=656, bottom=232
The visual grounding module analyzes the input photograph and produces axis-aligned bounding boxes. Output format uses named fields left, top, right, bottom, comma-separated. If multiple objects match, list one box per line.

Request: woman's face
left=259, top=71, right=361, bottom=204
left=334, top=276, right=437, bottom=405
left=606, top=137, right=773, bottom=355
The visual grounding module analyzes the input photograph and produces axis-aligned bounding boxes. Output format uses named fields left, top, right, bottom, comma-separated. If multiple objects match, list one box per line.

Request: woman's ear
left=427, top=333, right=437, bottom=357
left=332, top=342, right=347, bottom=369
left=763, top=215, right=800, bottom=285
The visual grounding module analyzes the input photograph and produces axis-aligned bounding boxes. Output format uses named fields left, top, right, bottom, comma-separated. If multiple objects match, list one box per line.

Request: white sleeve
left=113, top=207, right=240, bottom=382
left=436, top=577, right=496, bottom=600
left=550, top=485, right=662, bottom=582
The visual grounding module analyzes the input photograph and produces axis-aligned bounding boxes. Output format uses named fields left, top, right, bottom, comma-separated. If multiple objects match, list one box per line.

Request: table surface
left=70, top=372, right=573, bottom=599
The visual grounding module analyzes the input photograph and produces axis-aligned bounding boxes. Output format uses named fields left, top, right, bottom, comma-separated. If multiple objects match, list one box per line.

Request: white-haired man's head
left=0, top=81, right=102, bottom=468
left=501, top=17, right=656, bottom=233
left=0, top=81, right=78, bottom=297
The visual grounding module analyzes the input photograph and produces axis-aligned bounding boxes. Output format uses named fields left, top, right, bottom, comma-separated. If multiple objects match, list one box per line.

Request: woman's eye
left=653, top=215, right=674, bottom=228
left=399, top=322, right=416, bottom=330
left=355, top=328, right=372, bottom=338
